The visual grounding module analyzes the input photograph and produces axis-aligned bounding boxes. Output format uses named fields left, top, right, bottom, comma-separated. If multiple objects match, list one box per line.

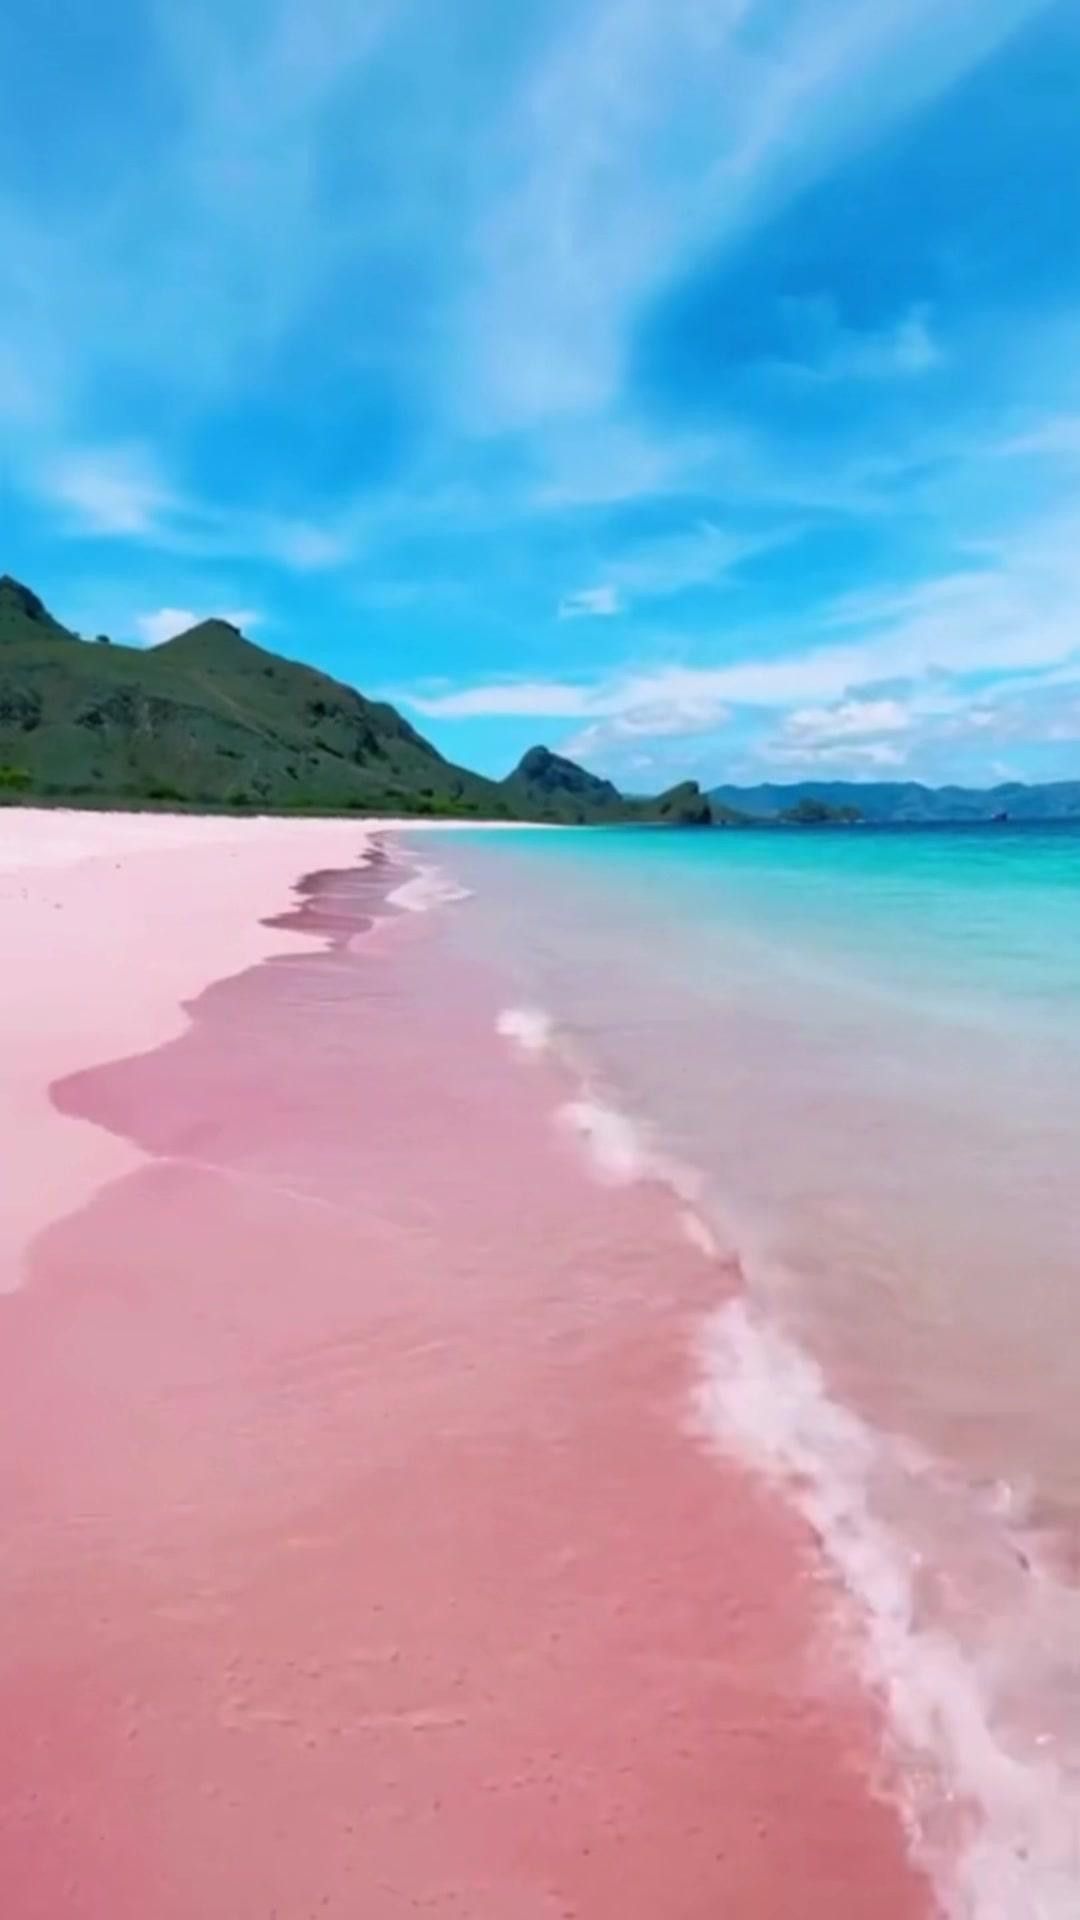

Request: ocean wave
left=542, top=1076, right=1080, bottom=1916
left=695, top=1297, right=1080, bottom=1918
left=495, top=1005, right=555, bottom=1057
left=556, top=1096, right=707, bottom=1207
left=387, top=862, right=473, bottom=914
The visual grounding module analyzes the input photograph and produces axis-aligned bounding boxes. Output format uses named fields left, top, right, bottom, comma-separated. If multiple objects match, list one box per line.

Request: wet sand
left=0, top=817, right=934, bottom=1916
left=0, top=810, right=377, bottom=1290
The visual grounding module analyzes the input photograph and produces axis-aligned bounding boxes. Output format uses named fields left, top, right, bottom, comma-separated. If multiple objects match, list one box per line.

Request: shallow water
left=440, top=822, right=1080, bottom=1916
left=1, top=843, right=929, bottom=1919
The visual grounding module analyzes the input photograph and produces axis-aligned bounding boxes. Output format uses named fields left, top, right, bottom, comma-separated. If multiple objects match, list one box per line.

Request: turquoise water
left=457, top=820, right=1080, bottom=1028
left=429, top=822, right=1080, bottom=1912
left=444, top=821, right=1080, bottom=1476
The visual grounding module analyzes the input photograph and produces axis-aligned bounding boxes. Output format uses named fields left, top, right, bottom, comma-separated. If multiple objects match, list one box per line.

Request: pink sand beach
left=0, top=811, right=934, bottom=1918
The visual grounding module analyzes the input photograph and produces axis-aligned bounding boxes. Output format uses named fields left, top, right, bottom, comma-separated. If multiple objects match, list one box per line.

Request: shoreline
left=0, top=810, right=379, bottom=1292
left=0, top=810, right=548, bottom=1293
left=0, top=810, right=932, bottom=1916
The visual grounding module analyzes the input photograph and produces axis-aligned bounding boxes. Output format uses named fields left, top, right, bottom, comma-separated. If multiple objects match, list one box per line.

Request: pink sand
left=0, top=817, right=934, bottom=1916
left=0, top=810, right=378, bottom=1292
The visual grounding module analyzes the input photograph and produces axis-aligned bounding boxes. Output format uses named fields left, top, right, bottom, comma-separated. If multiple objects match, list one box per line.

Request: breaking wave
left=530, top=1066, right=1080, bottom=1918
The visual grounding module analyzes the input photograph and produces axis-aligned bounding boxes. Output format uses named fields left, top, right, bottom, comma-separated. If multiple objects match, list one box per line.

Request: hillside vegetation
left=0, top=576, right=512, bottom=815
left=0, top=577, right=714, bottom=823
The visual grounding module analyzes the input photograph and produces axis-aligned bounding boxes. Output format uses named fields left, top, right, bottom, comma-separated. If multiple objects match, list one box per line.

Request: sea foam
left=495, top=1006, right=555, bottom=1057
left=558, top=1098, right=653, bottom=1184
left=696, top=1297, right=1080, bottom=1918
left=388, top=862, right=473, bottom=914
left=550, top=1081, right=1080, bottom=1917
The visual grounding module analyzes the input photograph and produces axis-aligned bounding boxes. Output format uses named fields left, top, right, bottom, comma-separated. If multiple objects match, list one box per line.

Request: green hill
left=0, top=576, right=511, bottom=815
left=501, top=746, right=714, bottom=824
left=0, top=575, right=718, bottom=822
left=500, top=745, right=626, bottom=822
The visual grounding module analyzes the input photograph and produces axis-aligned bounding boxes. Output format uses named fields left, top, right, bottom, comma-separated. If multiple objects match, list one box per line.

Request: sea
left=426, top=820, right=1080, bottom=1916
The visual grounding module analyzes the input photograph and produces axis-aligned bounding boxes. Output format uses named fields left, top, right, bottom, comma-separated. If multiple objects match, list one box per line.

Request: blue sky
left=4, top=0, right=1080, bottom=787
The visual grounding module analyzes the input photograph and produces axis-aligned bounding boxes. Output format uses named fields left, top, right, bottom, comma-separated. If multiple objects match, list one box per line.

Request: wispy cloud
left=30, top=441, right=347, bottom=573
left=407, top=680, right=594, bottom=721
left=3, top=0, right=1072, bottom=790
left=43, top=447, right=175, bottom=538
left=457, top=0, right=1041, bottom=426
left=556, top=520, right=801, bottom=623
left=780, top=696, right=914, bottom=744
left=562, top=687, right=732, bottom=761
left=531, top=422, right=718, bottom=509
left=614, top=520, right=798, bottom=600
left=404, top=502, right=1080, bottom=768
left=766, top=738, right=909, bottom=769
left=995, top=413, right=1080, bottom=460
left=764, top=693, right=915, bottom=769
left=0, top=4, right=387, bottom=435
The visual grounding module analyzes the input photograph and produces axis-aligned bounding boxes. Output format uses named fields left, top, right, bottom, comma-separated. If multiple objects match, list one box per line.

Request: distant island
left=709, top=779, right=1080, bottom=824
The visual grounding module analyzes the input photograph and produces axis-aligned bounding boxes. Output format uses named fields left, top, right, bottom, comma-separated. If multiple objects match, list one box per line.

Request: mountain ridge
left=14, top=577, right=1063, bottom=824
left=0, top=575, right=712, bottom=822
left=709, top=778, right=1080, bottom=823
left=1, top=574, right=504, bottom=815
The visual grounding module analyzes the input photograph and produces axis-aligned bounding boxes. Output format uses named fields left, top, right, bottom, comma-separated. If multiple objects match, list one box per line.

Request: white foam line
left=557, top=1096, right=706, bottom=1208
left=545, top=1072, right=1080, bottom=1916
left=387, top=861, right=473, bottom=914
left=495, top=1006, right=555, bottom=1058
left=558, top=1097, right=656, bottom=1185
left=695, top=1299, right=1080, bottom=1919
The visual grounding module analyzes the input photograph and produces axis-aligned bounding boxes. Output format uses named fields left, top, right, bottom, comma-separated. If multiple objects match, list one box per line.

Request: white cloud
left=407, top=662, right=740, bottom=731
left=30, top=439, right=352, bottom=575
left=766, top=738, right=908, bottom=769
left=117, top=0, right=397, bottom=387
left=404, top=502, right=1080, bottom=751
left=0, top=0, right=397, bottom=453
left=995, top=414, right=1080, bottom=460
left=44, top=446, right=174, bottom=537
left=459, top=0, right=1041, bottom=426
left=134, top=605, right=259, bottom=647
left=613, top=520, right=798, bottom=600
left=533, top=422, right=717, bottom=509
left=556, top=520, right=801, bottom=623
left=938, top=682, right=1080, bottom=746
left=405, top=655, right=904, bottom=725
left=271, top=522, right=348, bottom=571
left=562, top=689, right=731, bottom=760
left=558, top=584, right=622, bottom=620
left=408, top=679, right=593, bottom=720
left=136, top=607, right=198, bottom=647
left=782, top=696, right=913, bottom=744
left=764, top=690, right=917, bottom=768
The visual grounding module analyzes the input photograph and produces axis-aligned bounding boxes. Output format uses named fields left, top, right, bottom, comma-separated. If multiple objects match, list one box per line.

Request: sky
left=3, top=0, right=1080, bottom=789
